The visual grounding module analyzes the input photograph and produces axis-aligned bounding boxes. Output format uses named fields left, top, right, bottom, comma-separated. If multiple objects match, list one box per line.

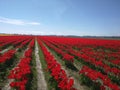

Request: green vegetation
left=38, top=44, right=59, bottom=90
left=26, top=50, right=37, bottom=90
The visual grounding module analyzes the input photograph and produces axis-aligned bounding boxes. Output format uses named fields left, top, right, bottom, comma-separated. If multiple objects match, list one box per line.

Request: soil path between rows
left=0, top=46, right=12, bottom=54
left=35, top=41, right=47, bottom=90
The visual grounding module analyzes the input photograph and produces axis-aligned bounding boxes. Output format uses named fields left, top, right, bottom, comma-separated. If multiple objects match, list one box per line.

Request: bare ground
left=0, top=46, right=13, bottom=54
left=35, top=41, right=47, bottom=90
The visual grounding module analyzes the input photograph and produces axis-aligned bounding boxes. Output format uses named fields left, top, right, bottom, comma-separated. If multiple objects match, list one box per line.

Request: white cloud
left=27, top=22, right=40, bottom=25
left=0, top=16, right=40, bottom=25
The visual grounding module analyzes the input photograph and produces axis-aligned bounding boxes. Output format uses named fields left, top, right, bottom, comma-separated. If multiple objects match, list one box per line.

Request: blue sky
left=0, top=0, right=120, bottom=36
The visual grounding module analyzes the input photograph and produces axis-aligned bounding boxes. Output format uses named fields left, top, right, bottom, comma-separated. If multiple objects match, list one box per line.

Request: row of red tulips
left=0, top=36, right=33, bottom=48
left=16, top=38, right=32, bottom=48
left=79, top=66, right=120, bottom=90
left=42, top=37, right=120, bottom=78
left=8, top=39, right=34, bottom=90
left=39, top=36, right=120, bottom=89
left=41, top=36, right=120, bottom=65
left=0, top=50, right=16, bottom=63
left=37, top=38, right=76, bottom=90
left=40, top=36, right=120, bottom=51
left=42, top=40, right=74, bottom=63
left=8, top=57, right=31, bottom=90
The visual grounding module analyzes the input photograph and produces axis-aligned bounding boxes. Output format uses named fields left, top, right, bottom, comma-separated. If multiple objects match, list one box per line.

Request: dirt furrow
left=35, top=41, right=47, bottom=90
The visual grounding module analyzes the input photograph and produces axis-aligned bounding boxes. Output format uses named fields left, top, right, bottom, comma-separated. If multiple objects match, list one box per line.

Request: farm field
left=0, top=35, right=120, bottom=90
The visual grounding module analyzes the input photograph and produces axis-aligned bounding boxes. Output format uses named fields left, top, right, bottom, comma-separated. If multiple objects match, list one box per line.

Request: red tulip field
left=0, top=35, right=120, bottom=90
